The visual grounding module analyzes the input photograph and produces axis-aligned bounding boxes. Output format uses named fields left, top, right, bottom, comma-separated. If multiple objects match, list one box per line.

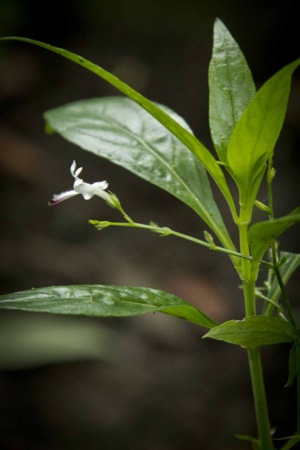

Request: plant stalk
left=239, top=210, right=274, bottom=449
left=243, top=277, right=274, bottom=449
left=90, top=220, right=251, bottom=261
left=242, top=274, right=273, bottom=448
left=247, top=348, right=274, bottom=450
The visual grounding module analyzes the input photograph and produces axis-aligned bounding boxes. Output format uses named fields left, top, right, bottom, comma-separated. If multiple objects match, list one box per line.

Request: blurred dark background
left=0, top=1, right=299, bottom=449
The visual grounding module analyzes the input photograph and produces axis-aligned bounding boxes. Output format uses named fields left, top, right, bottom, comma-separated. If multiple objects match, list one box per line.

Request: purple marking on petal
left=48, top=190, right=78, bottom=205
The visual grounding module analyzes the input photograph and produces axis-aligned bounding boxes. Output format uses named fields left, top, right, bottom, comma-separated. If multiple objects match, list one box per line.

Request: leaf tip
left=213, top=17, right=228, bottom=33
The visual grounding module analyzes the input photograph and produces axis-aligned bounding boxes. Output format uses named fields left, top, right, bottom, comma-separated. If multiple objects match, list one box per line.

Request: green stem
left=272, top=265, right=297, bottom=329
left=243, top=273, right=274, bottom=449
left=248, top=348, right=274, bottom=450
left=90, top=220, right=251, bottom=261
left=239, top=207, right=274, bottom=450
left=264, top=157, right=278, bottom=317
left=243, top=278, right=256, bottom=321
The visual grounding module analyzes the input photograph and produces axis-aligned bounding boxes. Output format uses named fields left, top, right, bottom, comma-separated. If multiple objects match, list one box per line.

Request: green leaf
left=227, top=58, right=300, bottom=189
left=209, top=18, right=256, bottom=162
left=0, top=285, right=218, bottom=329
left=268, top=251, right=300, bottom=308
left=203, top=316, right=297, bottom=348
left=249, top=207, right=300, bottom=263
left=44, top=97, right=232, bottom=248
left=0, top=36, right=236, bottom=217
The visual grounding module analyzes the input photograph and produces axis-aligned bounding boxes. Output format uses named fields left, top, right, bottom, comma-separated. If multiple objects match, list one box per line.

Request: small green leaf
left=0, top=285, right=218, bottom=329
left=209, top=18, right=255, bottom=162
left=44, top=97, right=233, bottom=250
left=249, top=207, right=300, bottom=263
left=254, top=200, right=272, bottom=215
left=203, top=316, right=297, bottom=348
left=227, top=58, right=300, bottom=190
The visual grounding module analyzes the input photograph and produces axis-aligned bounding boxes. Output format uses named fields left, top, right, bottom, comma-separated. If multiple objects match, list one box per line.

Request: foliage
left=1, top=18, right=300, bottom=450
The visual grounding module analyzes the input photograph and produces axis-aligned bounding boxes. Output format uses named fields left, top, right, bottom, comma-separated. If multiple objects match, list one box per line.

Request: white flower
left=49, top=161, right=113, bottom=206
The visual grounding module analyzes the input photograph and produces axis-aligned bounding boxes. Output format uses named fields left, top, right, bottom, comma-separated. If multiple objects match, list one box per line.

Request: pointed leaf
left=203, top=316, right=297, bottom=348
left=227, top=58, right=300, bottom=188
left=249, top=207, right=300, bottom=262
left=209, top=18, right=255, bottom=162
left=0, top=285, right=218, bottom=329
left=0, top=36, right=235, bottom=215
left=45, top=97, right=232, bottom=248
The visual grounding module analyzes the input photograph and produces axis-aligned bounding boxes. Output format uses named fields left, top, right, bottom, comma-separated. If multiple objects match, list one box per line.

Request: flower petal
left=50, top=161, right=112, bottom=206
left=70, top=160, right=77, bottom=176
left=70, top=160, right=83, bottom=179
left=75, top=167, right=83, bottom=178
left=91, top=181, right=109, bottom=190
left=48, top=190, right=79, bottom=206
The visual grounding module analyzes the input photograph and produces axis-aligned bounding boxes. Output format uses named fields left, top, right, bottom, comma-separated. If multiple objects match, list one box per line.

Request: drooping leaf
left=249, top=207, right=300, bottom=263
left=0, top=285, right=218, bottom=329
left=203, top=316, right=297, bottom=348
left=0, top=36, right=236, bottom=216
left=44, top=97, right=234, bottom=250
left=209, top=18, right=256, bottom=162
left=227, top=58, right=300, bottom=190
